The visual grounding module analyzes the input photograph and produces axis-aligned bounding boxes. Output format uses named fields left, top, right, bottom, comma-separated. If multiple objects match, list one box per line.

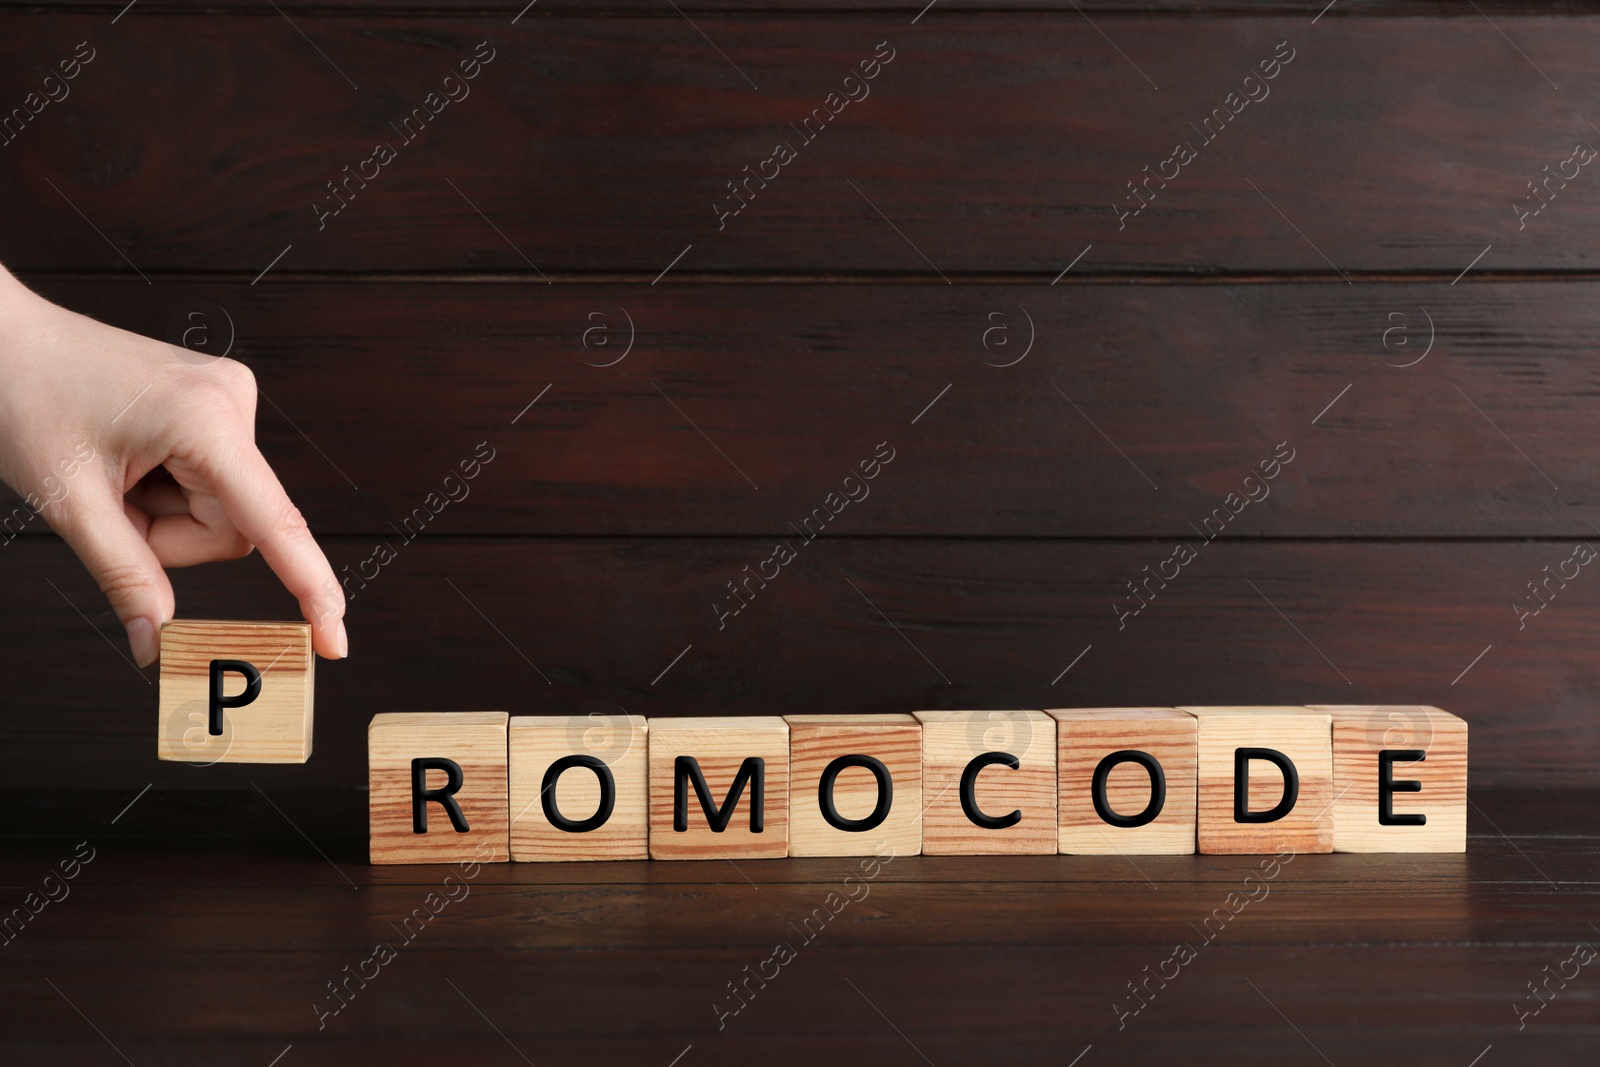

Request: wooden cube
left=1178, top=706, right=1334, bottom=855
left=369, top=712, right=509, bottom=865
left=785, top=714, right=922, bottom=857
left=509, top=714, right=648, bottom=861
left=914, top=710, right=1057, bottom=855
left=648, top=717, right=789, bottom=860
left=157, top=620, right=314, bottom=764
left=1309, top=705, right=1468, bottom=853
left=1049, top=708, right=1197, bottom=855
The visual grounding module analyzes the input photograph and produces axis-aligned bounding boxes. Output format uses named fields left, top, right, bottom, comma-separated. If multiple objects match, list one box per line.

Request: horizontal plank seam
left=7, top=532, right=1600, bottom=544
left=8, top=3, right=1600, bottom=17
left=21, top=269, right=1600, bottom=286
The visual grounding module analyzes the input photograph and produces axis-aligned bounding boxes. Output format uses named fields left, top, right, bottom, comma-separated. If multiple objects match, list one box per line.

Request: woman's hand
left=0, top=265, right=346, bottom=666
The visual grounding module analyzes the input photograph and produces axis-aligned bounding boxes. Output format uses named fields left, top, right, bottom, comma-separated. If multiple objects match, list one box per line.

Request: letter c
left=960, top=752, right=1022, bottom=829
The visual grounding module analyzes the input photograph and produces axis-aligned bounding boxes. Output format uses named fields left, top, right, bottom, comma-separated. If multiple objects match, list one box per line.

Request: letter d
left=1233, top=748, right=1298, bottom=823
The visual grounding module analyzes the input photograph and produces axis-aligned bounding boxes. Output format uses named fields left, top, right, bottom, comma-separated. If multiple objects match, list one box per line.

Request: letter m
left=674, top=756, right=764, bottom=833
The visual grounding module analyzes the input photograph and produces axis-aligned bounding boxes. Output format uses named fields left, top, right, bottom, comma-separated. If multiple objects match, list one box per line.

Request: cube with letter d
left=1179, top=706, right=1333, bottom=855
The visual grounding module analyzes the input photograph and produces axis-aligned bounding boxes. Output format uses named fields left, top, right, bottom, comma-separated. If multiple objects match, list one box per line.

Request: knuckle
left=94, top=561, right=160, bottom=607
left=268, top=502, right=311, bottom=544
left=222, top=530, right=256, bottom=561
left=212, top=357, right=256, bottom=397
left=174, top=377, right=241, bottom=425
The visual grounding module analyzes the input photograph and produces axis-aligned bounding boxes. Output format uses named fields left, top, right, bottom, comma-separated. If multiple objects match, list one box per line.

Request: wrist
left=0, top=264, right=47, bottom=359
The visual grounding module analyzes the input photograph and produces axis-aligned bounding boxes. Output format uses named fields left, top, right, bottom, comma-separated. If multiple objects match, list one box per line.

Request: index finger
left=208, top=436, right=348, bottom=659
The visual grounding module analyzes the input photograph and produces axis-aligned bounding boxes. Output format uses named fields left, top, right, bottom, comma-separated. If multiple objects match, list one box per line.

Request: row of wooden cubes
left=369, top=706, right=1467, bottom=865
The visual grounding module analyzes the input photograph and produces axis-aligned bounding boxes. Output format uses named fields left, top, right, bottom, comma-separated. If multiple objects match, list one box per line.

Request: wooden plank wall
left=1, top=1, right=1596, bottom=788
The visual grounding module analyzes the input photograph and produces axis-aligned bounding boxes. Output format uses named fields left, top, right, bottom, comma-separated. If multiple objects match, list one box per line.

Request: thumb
left=49, top=483, right=175, bottom=667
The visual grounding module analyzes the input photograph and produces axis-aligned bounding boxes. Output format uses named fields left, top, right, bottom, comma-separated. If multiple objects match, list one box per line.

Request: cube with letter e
left=1310, top=705, right=1467, bottom=853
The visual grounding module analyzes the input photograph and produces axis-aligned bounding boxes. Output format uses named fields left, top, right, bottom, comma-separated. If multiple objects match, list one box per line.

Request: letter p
left=208, top=659, right=262, bottom=736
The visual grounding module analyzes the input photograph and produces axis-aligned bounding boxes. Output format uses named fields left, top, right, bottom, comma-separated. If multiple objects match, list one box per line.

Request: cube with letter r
left=369, top=712, right=509, bottom=865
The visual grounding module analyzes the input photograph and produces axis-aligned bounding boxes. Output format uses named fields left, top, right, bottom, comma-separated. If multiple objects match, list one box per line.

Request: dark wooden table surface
left=0, top=787, right=1593, bottom=1065
left=4, top=0, right=1600, bottom=1061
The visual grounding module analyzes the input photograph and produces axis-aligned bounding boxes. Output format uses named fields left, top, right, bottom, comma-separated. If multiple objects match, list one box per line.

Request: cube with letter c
left=914, top=710, right=1057, bottom=855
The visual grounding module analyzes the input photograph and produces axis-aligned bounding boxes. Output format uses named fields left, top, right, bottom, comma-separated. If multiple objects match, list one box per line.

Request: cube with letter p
left=158, top=620, right=313, bottom=764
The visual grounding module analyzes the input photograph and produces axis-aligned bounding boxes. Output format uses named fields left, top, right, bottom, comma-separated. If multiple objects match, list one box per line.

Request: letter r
left=412, top=757, right=470, bottom=834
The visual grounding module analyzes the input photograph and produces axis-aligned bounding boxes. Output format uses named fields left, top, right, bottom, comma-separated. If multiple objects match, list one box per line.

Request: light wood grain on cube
left=785, top=714, right=922, bottom=857
left=1310, top=705, right=1468, bottom=853
left=649, top=717, right=788, bottom=860
left=509, top=714, right=648, bottom=861
left=369, top=712, right=509, bottom=865
left=157, top=620, right=313, bottom=764
left=1049, top=708, right=1196, bottom=855
left=914, top=710, right=1057, bottom=855
left=1179, top=706, right=1333, bottom=855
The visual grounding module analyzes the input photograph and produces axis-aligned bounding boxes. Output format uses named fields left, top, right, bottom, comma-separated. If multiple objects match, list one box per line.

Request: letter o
left=1091, top=749, right=1167, bottom=828
left=818, top=754, right=892, bottom=832
left=541, top=754, right=616, bottom=833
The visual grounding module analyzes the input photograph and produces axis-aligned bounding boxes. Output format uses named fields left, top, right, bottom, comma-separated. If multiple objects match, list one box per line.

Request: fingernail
left=127, top=617, right=158, bottom=668
left=336, top=619, right=349, bottom=659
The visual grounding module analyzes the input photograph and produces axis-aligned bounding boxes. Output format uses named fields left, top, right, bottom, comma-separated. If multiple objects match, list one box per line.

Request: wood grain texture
left=1181, top=705, right=1334, bottom=854
left=1050, top=707, right=1197, bottom=855
left=1312, top=704, right=1469, bottom=853
left=156, top=619, right=313, bottom=764
left=2, top=537, right=1595, bottom=789
left=7, top=16, right=1600, bottom=273
left=508, top=713, right=648, bottom=861
left=368, top=711, right=509, bottom=864
left=915, top=709, right=1057, bottom=854
left=2, top=786, right=1592, bottom=1063
left=784, top=713, right=921, bottom=856
left=8, top=1, right=1581, bottom=11
left=9, top=277, right=1599, bottom=538
left=648, top=715, right=789, bottom=859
